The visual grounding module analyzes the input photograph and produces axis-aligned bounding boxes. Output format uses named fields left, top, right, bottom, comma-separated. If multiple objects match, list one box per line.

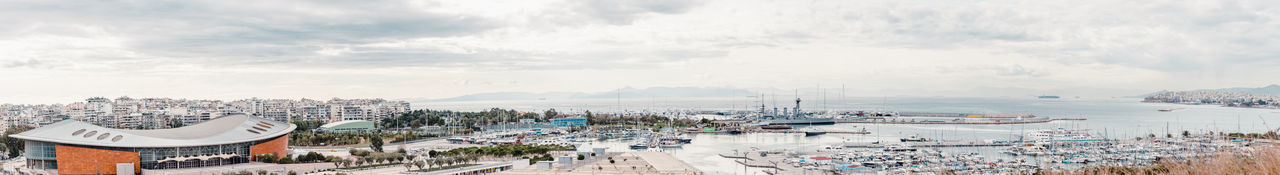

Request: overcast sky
left=2, top=0, right=1278, bottom=104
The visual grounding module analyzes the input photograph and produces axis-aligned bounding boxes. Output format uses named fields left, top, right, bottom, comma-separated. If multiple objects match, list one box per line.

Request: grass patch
left=408, top=164, right=481, bottom=172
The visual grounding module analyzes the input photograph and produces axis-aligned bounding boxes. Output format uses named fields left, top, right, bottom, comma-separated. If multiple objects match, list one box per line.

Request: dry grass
left=1042, top=146, right=1280, bottom=175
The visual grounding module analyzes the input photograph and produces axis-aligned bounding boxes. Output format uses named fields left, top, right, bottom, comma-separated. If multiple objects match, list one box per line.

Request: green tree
left=369, top=134, right=384, bottom=152
left=278, top=155, right=295, bottom=164
left=167, top=118, right=185, bottom=128
left=544, top=109, right=559, bottom=119
left=2, top=125, right=35, bottom=158
left=585, top=110, right=595, bottom=125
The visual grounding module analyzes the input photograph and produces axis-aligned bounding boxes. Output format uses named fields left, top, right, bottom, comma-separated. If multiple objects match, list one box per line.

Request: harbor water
left=419, top=97, right=1280, bottom=174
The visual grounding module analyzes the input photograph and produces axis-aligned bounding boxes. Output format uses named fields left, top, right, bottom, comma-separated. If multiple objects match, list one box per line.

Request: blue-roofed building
left=550, top=117, right=587, bottom=126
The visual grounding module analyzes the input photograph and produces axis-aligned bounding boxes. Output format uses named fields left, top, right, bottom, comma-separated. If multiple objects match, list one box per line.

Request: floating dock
left=836, top=117, right=1085, bottom=125
left=755, top=130, right=870, bottom=134
left=842, top=142, right=1017, bottom=148
left=719, top=154, right=752, bottom=160
left=686, top=128, right=870, bottom=135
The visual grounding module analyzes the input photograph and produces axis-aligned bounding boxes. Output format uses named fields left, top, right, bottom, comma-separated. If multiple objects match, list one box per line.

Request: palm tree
left=414, top=160, right=425, bottom=170
left=424, top=158, right=435, bottom=170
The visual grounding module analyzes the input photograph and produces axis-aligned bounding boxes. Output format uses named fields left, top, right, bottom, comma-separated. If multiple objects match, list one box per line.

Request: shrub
left=278, top=156, right=295, bottom=164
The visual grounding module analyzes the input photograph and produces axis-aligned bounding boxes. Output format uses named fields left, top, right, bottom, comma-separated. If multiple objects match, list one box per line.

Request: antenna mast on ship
left=794, top=89, right=802, bottom=120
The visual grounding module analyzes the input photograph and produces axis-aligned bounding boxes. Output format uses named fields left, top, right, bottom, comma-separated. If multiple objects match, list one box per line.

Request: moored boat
left=804, top=129, right=827, bottom=137
left=900, top=135, right=930, bottom=142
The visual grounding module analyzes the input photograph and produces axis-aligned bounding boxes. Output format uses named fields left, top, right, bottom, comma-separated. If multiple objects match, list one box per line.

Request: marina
left=727, top=130, right=1269, bottom=174
left=5, top=1, right=1275, bottom=174
left=422, top=96, right=1280, bottom=174
left=837, top=117, right=1087, bottom=124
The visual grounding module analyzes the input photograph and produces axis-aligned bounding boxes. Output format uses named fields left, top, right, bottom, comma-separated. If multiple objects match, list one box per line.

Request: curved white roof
left=319, top=120, right=372, bottom=128
left=11, top=114, right=295, bottom=148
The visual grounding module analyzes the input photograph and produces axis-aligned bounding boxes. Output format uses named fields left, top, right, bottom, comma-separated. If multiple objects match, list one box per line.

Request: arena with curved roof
left=11, top=114, right=295, bottom=175
left=318, top=120, right=374, bottom=133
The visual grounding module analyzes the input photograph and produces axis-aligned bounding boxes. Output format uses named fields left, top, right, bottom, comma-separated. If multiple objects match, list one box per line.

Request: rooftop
left=319, top=120, right=372, bottom=128
left=11, top=114, right=295, bottom=148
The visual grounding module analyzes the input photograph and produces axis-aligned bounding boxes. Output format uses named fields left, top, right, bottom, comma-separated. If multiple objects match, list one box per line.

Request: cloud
left=991, top=65, right=1049, bottom=78
left=570, top=0, right=705, bottom=25
left=0, top=0, right=502, bottom=70
left=2, top=59, right=48, bottom=69
left=1, top=0, right=1279, bottom=103
left=828, top=0, right=1280, bottom=72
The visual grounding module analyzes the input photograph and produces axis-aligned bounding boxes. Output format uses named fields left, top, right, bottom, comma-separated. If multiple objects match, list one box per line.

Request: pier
left=732, top=151, right=832, bottom=174
left=496, top=152, right=702, bottom=175
left=734, top=160, right=781, bottom=170
left=718, top=154, right=752, bottom=160
left=842, top=142, right=1017, bottom=148
left=685, top=128, right=870, bottom=135
left=755, top=130, right=870, bottom=134
left=836, top=117, right=1086, bottom=125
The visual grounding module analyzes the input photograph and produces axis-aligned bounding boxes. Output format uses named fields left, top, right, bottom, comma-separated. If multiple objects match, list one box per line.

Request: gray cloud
left=3, top=0, right=1280, bottom=103
left=829, top=0, right=1280, bottom=73
left=571, top=0, right=705, bottom=25
left=2, top=59, right=49, bottom=69
left=0, top=0, right=502, bottom=70
left=992, top=65, right=1049, bottom=78
left=0, top=0, right=720, bottom=72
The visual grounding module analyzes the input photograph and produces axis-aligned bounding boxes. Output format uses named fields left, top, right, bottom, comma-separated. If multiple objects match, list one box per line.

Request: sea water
left=417, top=97, right=1280, bottom=174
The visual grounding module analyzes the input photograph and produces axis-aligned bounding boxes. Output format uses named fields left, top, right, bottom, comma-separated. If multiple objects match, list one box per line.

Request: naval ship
left=752, top=97, right=836, bottom=126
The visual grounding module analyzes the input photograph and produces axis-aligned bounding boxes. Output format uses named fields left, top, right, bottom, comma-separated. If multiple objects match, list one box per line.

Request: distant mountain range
left=1207, top=84, right=1280, bottom=95
left=422, top=87, right=755, bottom=102
left=1146, top=84, right=1280, bottom=96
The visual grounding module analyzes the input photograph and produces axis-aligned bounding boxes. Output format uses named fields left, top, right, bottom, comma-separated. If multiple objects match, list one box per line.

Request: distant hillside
left=1143, top=84, right=1280, bottom=97
left=1207, top=84, right=1280, bottom=95
left=429, top=87, right=755, bottom=102
left=1129, top=90, right=1170, bottom=98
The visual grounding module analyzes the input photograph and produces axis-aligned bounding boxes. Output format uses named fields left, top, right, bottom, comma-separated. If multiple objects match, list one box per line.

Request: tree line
left=382, top=108, right=552, bottom=128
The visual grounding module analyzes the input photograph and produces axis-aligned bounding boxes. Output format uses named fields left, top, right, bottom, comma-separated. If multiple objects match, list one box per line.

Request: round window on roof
left=72, top=129, right=86, bottom=136
left=111, top=135, right=123, bottom=142
left=83, top=131, right=98, bottom=138
left=97, top=133, right=111, bottom=140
